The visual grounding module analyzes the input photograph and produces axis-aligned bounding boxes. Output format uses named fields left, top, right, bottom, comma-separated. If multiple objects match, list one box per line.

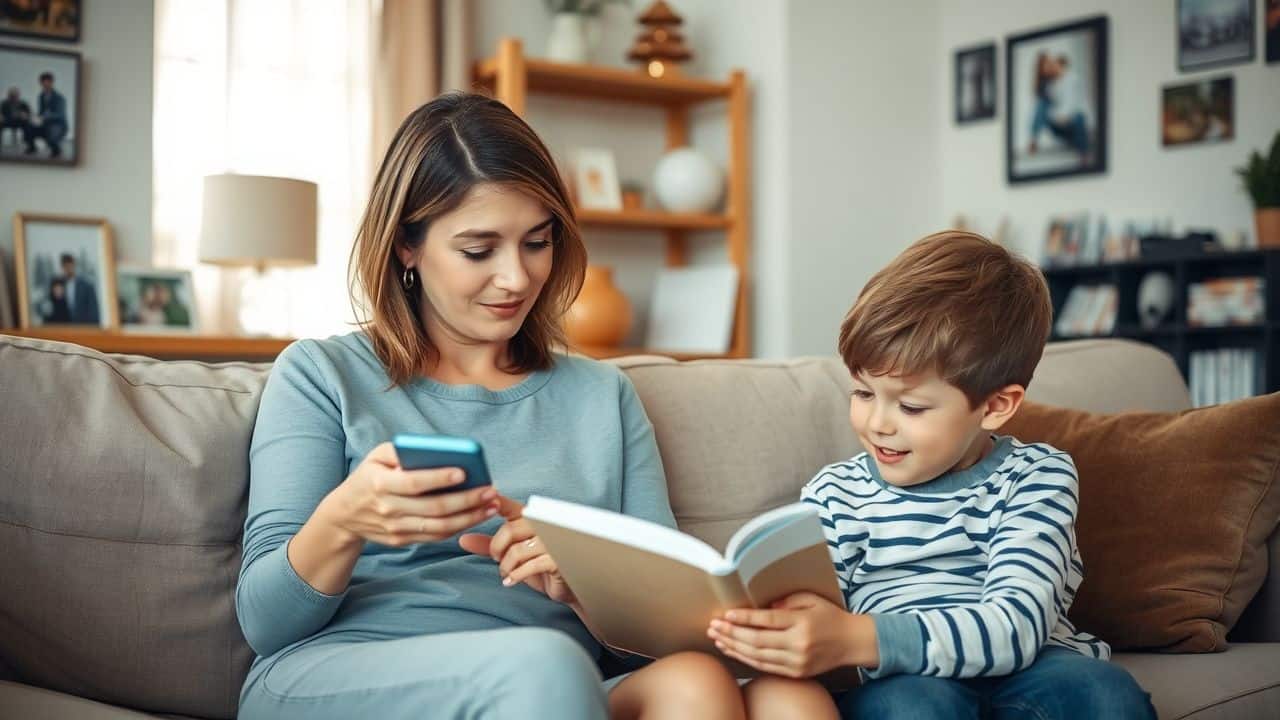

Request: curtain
left=372, top=0, right=473, bottom=167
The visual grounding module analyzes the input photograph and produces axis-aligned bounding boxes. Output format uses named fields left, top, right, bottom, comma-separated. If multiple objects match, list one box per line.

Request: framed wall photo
left=0, top=0, right=80, bottom=42
left=1006, top=16, right=1108, bottom=185
left=570, top=147, right=623, bottom=211
left=1267, top=0, right=1280, bottom=64
left=1162, top=76, right=1234, bottom=147
left=0, top=43, right=81, bottom=166
left=116, top=267, right=198, bottom=333
left=13, top=213, right=117, bottom=330
left=955, top=43, right=996, bottom=124
left=1178, top=0, right=1255, bottom=72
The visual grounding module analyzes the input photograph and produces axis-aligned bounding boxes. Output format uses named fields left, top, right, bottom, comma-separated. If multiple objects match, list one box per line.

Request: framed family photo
left=0, top=0, right=80, bottom=42
left=0, top=43, right=81, bottom=165
left=13, top=213, right=117, bottom=329
left=116, top=267, right=197, bottom=333
left=1006, top=16, right=1108, bottom=185
left=1178, top=0, right=1254, bottom=72
left=1162, top=76, right=1234, bottom=147
left=955, top=43, right=996, bottom=124
left=1268, top=0, right=1280, bottom=64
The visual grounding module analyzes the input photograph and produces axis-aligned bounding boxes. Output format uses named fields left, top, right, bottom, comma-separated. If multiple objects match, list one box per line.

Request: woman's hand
left=317, top=442, right=500, bottom=548
left=459, top=498, right=577, bottom=605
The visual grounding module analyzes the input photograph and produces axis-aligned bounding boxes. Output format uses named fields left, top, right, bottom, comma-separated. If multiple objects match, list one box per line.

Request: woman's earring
left=401, top=267, right=416, bottom=291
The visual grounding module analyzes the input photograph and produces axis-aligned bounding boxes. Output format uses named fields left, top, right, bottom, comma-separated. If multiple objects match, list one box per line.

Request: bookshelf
left=473, top=38, right=751, bottom=360
left=1042, top=249, right=1280, bottom=398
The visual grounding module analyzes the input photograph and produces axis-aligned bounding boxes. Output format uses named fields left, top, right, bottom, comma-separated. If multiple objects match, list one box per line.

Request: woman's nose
left=492, top=250, right=530, bottom=293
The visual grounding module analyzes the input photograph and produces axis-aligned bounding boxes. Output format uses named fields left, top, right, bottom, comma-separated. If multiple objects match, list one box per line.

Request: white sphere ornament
left=1137, top=271, right=1175, bottom=330
left=652, top=148, right=724, bottom=213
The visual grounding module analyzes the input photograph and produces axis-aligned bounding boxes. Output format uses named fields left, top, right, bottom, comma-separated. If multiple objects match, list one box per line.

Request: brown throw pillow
left=1002, top=394, right=1280, bottom=652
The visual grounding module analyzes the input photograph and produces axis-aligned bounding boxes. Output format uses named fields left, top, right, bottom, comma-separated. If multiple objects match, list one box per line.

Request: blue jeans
left=837, top=647, right=1155, bottom=720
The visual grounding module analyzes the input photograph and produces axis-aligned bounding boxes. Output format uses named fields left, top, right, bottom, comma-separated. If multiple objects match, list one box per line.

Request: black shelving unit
left=1042, top=249, right=1280, bottom=395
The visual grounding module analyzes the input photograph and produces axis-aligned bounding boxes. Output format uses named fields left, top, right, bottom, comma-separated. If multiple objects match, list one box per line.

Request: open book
left=523, top=496, right=843, bottom=668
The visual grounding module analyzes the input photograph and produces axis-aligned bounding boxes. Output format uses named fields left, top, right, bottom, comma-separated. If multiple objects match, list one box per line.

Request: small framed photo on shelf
left=570, top=148, right=623, bottom=211
left=1267, top=0, right=1280, bottom=64
left=116, top=267, right=198, bottom=333
left=0, top=43, right=81, bottom=165
left=1006, top=16, right=1108, bottom=184
left=1178, top=0, right=1254, bottom=72
left=0, top=0, right=80, bottom=42
left=13, top=213, right=117, bottom=330
left=955, top=43, right=996, bottom=124
left=1162, top=76, right=1234, bottom=147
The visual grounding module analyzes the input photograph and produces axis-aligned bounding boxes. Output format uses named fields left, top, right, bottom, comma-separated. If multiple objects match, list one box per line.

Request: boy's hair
left=837, top=230, right=1052, bottom=408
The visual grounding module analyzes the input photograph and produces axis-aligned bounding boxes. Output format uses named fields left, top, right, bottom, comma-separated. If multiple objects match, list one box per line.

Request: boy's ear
left=979, top=384, right=1026, bottom=431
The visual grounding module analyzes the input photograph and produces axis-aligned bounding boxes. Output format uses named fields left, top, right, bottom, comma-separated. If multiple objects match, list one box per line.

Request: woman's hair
left=837, top=231, right=1052, bottom=409
left=350, top=92, right=586, bottom=386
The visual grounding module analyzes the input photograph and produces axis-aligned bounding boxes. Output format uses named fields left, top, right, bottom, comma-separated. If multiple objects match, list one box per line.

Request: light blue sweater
left=236, top=332, right=676, bottom=672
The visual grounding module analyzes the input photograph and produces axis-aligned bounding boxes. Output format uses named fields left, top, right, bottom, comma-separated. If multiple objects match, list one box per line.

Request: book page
left=525, top=496, right=728, bottom=573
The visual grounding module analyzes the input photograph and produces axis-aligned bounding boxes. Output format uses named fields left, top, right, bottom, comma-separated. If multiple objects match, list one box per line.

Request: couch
left=0, top=334, right=1276, bottom=719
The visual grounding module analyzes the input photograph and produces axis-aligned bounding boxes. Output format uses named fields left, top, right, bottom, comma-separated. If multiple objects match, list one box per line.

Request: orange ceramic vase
left=564, top=265, right=632, bottom=347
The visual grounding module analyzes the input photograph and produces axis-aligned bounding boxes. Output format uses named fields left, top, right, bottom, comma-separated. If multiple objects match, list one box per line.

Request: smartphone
left=392, top=433, right=493, bottom=495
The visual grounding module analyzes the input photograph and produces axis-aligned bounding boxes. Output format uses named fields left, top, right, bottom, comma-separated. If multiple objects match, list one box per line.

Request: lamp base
left=235, top=269, right=292, bottom=337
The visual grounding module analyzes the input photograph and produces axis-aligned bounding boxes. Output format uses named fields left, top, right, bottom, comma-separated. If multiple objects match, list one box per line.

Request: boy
left=709, top=231, right=1155, bottom=719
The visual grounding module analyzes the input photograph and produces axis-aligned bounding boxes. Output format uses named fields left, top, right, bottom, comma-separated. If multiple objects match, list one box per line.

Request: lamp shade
left=199, top=174, right=318, bottom=269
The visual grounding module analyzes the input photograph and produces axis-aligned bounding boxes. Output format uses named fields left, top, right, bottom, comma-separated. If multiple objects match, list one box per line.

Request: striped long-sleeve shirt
left=801, top=435, right=1109, bottom=679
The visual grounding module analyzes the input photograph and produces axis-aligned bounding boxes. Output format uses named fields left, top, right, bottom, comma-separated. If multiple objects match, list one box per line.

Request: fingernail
left=501, top=576, right=513, bottom=586
left=481, top=488, right=497, bottom=500
left=485, top=506, right=498, bottom=517
left=725, top=611, right=739, bottom=621
left=451, top=470, right=464, bottom=483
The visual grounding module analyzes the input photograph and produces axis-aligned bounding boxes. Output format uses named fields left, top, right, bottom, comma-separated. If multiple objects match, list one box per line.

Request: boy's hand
left=707, top=592, right=878, bottom=678
left=458, top=496, right=577, bottom=605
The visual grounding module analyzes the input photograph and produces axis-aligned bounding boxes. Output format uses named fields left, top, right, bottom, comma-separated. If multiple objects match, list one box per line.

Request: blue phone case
left=392, top=434, right=493, bottom=495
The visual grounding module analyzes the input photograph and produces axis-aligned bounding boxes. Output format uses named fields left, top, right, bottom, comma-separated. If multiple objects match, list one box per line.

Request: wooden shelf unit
left=1042, top=248, right=1280, bottom=395
left=3, top=329, right=291, bottom=362
left=474, top=38, right=752, bottom=360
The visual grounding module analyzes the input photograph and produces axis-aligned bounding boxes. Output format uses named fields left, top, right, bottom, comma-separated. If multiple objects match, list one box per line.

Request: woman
left=235, top=93, right=757, bottom=719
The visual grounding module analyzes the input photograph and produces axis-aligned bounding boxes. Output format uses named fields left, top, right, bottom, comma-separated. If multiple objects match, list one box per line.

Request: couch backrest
left=0, top=334, right=1275, bottom=719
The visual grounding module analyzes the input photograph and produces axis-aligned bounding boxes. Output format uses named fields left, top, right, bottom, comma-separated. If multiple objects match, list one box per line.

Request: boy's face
left=849, top=369, right=1015, bottom=488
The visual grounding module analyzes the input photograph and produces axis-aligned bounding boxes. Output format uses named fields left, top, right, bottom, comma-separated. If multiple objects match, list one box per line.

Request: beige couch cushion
left=0, top=336, right=264, bottom=718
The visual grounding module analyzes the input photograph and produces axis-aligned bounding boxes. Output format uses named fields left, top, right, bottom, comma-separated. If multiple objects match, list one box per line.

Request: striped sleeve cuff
left=866, top=613, right=927, bottom=679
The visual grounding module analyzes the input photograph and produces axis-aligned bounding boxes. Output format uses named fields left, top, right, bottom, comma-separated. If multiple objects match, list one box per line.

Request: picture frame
left=0, top=246, right=15, bottom=328
left=1267, top=0, right=1280, bottom=64
left=13, top=213, right=117, bottom=330
left=1162, top=76, right=1234, bottom=147
left=0, top=0, right=80, bottom=43
left=570, top=147, right=623, bottom=211
left=0, top=43, right=81, bottom=166
left=1178, top=0, right=1255, bottom=72
left=955, top=43, right=996, bottom=124
left=1006, top=16, right=1108, bottom=185
left=116, top=267, right=198, bottom=334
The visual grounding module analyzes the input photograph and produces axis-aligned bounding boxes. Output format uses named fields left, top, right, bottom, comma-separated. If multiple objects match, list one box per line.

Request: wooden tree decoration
left=626, top=1, right=692, bottom=78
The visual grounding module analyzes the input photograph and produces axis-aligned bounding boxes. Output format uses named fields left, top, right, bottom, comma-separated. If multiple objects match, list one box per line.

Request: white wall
left=939, top=0, right=1280, bottom=263
left=786, top=0, right=943, bottom=356
left=0, top=0, right=154, bottom=264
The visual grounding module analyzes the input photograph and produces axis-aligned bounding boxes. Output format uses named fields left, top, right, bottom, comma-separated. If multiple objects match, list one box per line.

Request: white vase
left=547, top=13, right=590, bottom=64
left=652, top=148, right=724, bottom=214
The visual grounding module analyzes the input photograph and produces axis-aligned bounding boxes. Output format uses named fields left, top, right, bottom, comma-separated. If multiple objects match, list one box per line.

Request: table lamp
left=199, top=173, right=317, bottom=336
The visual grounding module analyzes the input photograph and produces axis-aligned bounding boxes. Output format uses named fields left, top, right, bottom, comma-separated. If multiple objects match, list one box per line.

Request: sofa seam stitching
left=1176, top=680, right=1280, bottom=719
left=0, top=518, right=237, bottom=548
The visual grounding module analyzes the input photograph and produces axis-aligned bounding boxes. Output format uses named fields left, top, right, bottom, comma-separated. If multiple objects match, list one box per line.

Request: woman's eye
left=461, top=249, right=492, bottom=261
left=899, top=404, right=926, bottom=416
left=525, top=239, right=552, bottom=251
left=851, top=390, right=872, bottom=400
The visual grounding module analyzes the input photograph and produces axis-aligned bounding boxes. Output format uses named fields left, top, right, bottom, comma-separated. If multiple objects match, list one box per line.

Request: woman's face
left=400, top=183, right=555, bottom=349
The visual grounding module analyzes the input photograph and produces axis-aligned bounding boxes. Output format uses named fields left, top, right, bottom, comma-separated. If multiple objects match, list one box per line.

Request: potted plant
left=1236, top=129, right=1280, bottom=248
left=544, top=0, right=629, bottom=64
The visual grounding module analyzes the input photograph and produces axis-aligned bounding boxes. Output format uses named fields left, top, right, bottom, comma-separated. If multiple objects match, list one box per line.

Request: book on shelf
left=1187, top=277, right=1265, bottom=327
left=522, top=496, right=843, bottom=674
left=1189, top=348, right=1259, bottom=407
left=1054, top=284, right=1118, bottom=337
